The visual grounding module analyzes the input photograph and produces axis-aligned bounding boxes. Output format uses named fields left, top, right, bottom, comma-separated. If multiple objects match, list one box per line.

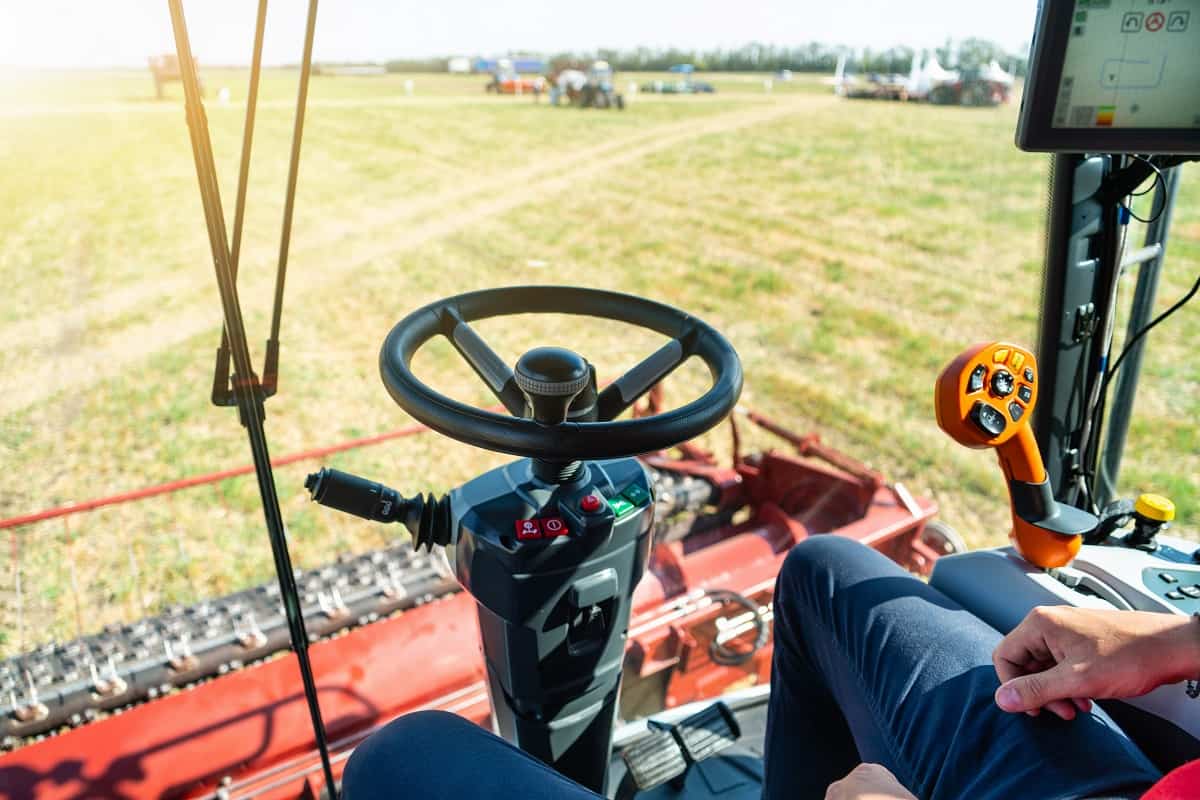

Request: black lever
left=305, top=468, right=452, bottom=550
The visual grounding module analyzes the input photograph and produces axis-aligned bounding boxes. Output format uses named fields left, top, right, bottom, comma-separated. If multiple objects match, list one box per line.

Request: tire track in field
left=1, top=94, right=826, bottom=418
left=0, top=96, right=791, bottom=363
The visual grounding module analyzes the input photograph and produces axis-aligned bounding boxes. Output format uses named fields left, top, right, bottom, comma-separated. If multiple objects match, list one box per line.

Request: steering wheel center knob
left=514, top=347, right=592, bottom=424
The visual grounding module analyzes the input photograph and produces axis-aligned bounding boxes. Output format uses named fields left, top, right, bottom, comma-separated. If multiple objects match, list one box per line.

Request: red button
left=515, top=519, right=542, bottom=540
left=542, top=517, right=568, bottom=537
left=580, top=495, right=603, bottom=513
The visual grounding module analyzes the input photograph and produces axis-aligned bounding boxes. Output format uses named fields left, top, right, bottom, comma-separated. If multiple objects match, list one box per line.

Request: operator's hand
left=993, top=606, right=1200, bottom=721
left=825, top=763, right=917, bottom=800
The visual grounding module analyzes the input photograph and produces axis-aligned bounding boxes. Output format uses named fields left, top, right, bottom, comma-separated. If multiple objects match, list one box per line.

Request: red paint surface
left=0, top=418, right=940, bottom=799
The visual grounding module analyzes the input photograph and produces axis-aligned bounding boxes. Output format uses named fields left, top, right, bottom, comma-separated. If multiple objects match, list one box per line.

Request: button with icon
left=515, top=519, right=542, bottom=540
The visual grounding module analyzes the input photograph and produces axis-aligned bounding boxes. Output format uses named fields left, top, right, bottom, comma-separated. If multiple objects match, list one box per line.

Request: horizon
left=1, top=1, right=1037, bottom=70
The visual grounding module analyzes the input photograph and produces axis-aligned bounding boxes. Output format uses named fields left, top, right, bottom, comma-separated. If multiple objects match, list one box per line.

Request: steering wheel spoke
left=443, top=308, right=527, bottom=416
left=596, top=332, right=693, bottom=421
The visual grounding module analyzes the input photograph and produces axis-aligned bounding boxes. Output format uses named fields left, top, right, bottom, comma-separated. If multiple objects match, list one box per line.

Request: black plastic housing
left=443, top=456, right=655, bottom=793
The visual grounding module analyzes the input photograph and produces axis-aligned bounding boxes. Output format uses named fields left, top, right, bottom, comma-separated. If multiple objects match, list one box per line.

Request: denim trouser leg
left=342, top=710, right=604, bottom=800
left=763, top=535, right=1161, bottom=800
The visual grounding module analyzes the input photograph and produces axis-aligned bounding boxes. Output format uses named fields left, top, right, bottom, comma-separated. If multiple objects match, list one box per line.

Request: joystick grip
left=935, top=342, right=1093, bottom=568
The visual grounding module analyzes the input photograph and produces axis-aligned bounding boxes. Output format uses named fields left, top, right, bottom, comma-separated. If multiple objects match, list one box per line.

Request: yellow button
left=1009, top=352, right=1025, bottom=371
left=1135, top=493, right=1175, bottom=522
left=993, top=348, right=1010, bottom=364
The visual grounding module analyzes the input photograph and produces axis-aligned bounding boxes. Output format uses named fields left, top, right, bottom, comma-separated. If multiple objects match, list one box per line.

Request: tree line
left=377, top=39, right=1028, bottom=76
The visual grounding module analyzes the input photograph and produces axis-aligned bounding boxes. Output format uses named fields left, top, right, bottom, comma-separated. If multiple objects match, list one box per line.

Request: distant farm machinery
left=550, top=60, right=625, bottom=110
left=148, top=53, right=204, bottom=100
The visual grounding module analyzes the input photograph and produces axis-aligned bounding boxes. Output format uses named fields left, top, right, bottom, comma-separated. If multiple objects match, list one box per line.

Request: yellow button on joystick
left=1135, top=493, right=1175, bottom=523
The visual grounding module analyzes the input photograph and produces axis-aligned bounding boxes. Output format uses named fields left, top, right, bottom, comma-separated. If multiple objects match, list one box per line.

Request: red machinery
left=485, top=73, right=546, bottom=96
left=0, top=406, right=947, bottom=799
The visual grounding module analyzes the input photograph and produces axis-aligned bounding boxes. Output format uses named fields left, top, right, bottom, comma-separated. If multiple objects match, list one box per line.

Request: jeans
left=342, top=536, right=1161, bottom=799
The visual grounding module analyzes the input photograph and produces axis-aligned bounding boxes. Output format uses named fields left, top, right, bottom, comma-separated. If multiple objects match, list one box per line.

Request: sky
left=0, top=0, right=1040, bottom=69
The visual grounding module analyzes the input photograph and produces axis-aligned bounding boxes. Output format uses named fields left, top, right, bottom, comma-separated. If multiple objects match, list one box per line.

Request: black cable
left=1102, top=271, right=1200, bottom=401
left=706, top=590, right=768, bottom=667
left=1123, top=157, right=1167, bottom=224
left=1084, top=270, right=1200, bottom=495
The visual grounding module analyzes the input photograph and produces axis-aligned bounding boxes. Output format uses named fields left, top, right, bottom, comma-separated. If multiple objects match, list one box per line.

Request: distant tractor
left=483, top=57, right=546, bottom=99
left=550, top=60, right=624, bottom=109
left=148, top=53, right=203, bottom=100
left=928, top=61, right=1014, bottom=107
left=485, top=70, right=546, bottom=98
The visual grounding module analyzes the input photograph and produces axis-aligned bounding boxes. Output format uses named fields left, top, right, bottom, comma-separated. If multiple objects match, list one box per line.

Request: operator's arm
left=993, top=606, right=1200, bottom=720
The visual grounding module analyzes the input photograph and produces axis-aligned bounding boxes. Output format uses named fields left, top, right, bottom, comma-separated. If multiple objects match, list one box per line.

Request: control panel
left=1145, top=566, right=1200, bottom=612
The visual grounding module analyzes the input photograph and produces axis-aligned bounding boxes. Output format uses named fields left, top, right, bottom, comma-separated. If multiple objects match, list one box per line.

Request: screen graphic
left=1053, top=0, right=1200, bottom=129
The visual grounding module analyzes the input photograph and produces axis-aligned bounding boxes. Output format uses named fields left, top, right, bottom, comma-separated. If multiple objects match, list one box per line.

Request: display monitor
left=1018, top=0, right=1200, bottom=154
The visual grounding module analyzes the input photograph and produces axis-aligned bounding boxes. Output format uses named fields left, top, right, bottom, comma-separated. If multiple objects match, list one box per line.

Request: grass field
left=1, top=67, right=1197, bottom=657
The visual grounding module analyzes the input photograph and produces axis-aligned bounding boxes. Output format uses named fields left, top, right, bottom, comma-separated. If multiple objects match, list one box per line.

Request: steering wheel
left=379, top=286, right=742, bottom=461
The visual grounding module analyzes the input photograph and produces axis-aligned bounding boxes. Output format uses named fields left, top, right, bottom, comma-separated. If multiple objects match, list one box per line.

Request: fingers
left=993, top=610, right=1056, bottom=679
left=996, top=663, right=1082, bottom=714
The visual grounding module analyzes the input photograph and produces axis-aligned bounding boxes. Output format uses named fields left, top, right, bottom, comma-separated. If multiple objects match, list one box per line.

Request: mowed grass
left=0, top=68, right=1196, bottom=656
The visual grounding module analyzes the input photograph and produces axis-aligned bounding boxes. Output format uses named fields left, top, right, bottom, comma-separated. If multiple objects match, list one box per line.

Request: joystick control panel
left=936, top=342, right=1097, bottom=568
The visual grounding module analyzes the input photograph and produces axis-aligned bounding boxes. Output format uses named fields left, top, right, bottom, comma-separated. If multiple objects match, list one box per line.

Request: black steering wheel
left=379, top=286, right=742, bottom=460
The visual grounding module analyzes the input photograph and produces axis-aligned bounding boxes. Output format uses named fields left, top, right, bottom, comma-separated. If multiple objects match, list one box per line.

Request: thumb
left=996, top=666, right=1079, bottom=713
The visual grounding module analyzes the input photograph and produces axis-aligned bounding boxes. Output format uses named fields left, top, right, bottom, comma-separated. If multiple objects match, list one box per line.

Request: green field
left=1, top=68, right=1197, bottom=657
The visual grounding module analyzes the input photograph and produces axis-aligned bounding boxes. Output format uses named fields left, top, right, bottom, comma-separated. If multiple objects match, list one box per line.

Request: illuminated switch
left=515, top=519, right=542, bottom=541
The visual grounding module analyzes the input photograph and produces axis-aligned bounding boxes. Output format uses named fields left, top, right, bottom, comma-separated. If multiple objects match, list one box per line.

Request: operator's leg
left=343, top=710, right=602, bottom=800
left=763, top=536, right=1161, bottom=800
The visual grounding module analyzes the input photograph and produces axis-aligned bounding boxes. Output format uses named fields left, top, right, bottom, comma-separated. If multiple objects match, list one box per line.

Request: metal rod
left=165, top=3, right=338, bottom=796
left=264, top=0, right=319, bottom=391
left=1120, top=243, right=1164, bottom=271
left=212, top=0, right=268, bottom=403
left=229, top=0, right=268, bottom=280
left=1096, top=167, right=1182, bottom=506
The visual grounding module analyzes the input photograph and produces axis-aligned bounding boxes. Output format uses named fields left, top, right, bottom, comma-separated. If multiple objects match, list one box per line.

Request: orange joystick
left=935, top=342, right=1096, bottom=568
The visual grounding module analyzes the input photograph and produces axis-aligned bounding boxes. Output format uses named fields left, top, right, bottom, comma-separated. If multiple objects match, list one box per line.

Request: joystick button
left=970, top=401, right=1007, bottom=437
left=967, top=365, right=987, bottom=393
left=1009, top=401, right=1024, bottom=422
left=1018, top=385, right=1033, bottom=403
left=1024, top=367, right=1035, bottom=383
left=990, top=369, right=1015, bottom=398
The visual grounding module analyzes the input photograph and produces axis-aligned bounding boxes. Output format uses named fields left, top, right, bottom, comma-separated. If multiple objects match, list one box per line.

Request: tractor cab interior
left=4, top=1, right=1200, bottom=799
left=306, top=2, right=1200, bottom=795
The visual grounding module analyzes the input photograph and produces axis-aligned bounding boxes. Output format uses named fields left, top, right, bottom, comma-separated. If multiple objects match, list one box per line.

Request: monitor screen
left=1018, top=0, right=1200, bottom=154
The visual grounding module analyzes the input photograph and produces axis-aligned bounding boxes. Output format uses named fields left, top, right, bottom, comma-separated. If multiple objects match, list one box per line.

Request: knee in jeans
left=344, top=710, right=467, bottom=790
left=780, top=535, right=866, bottom=588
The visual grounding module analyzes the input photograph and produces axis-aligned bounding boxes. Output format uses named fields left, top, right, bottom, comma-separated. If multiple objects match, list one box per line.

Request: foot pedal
left=620, top=702, right=741, bottom=792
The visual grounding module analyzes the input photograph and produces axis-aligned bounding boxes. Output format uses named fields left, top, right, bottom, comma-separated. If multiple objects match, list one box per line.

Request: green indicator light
left=621, top=484, right=651, bottom=506
left=1075, top=11, right=1087, bottom=22
left=608, top=496, right=636, bottom=517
